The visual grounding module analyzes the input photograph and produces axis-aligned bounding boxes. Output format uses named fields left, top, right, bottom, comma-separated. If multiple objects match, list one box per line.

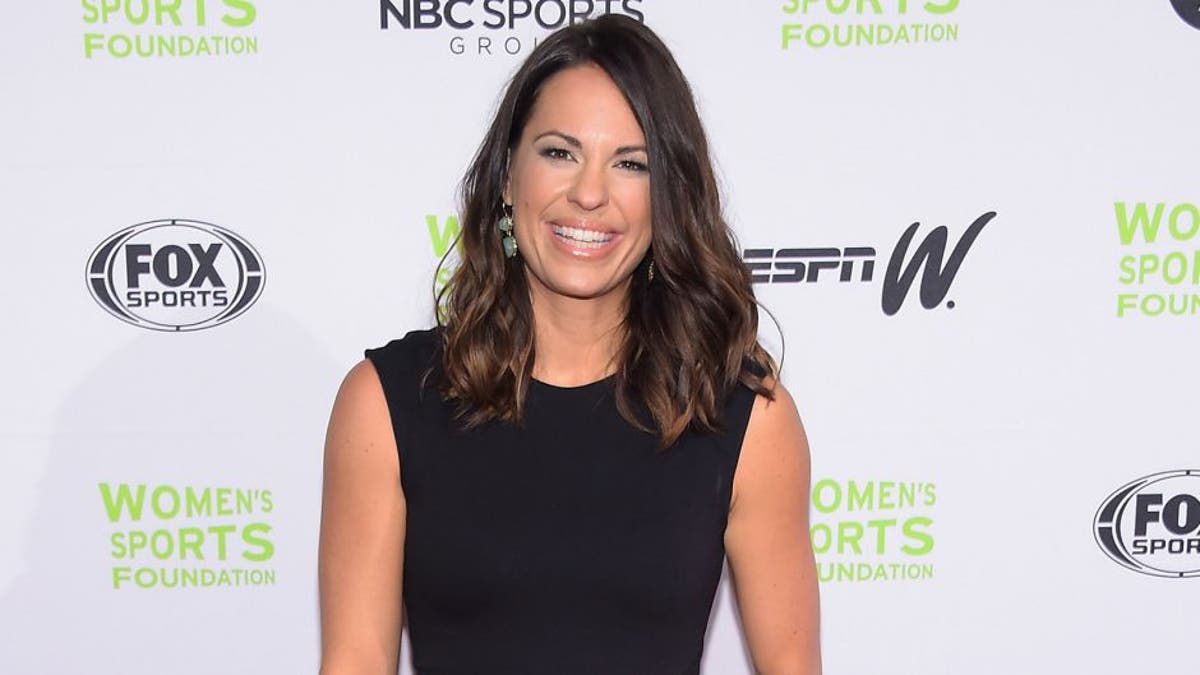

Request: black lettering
left=770, top=249, right=808, bottom=283
left=534, top=0, right=566, bottom=28
left=1162, top=494, right=1200, bottom=536
left=1134, top=494, right=1163, bottom=536
left=445, top=0, right=473, bottom=28
left=482, top=0, right=504, bottom=27
left=842, top=246, right=875, bottom=282
left=569, top=0, right=594, bottom=23
left=881, top=211, right=996, bottom=315
left=414, top=0, right=442, bottom=28
left=153, top=245, right=193, bottom=288
left=380, top=0, right=410, bottom=29
left=188, top=243, right=224, bottom=288
left=125, top=244, right=152, bottom=288
left=778, top=247, right=839, bottom=282
left=509, top=0, right=532, bottom=27
left=621, top=0, right=643, bottom=22
left=744, top=248, right=773, bottom=284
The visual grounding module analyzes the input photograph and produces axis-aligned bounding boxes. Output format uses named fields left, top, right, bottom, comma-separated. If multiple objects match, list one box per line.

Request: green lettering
left=110, top=531, right=127, bottom=558
left=179, top=527, right=205, bottom=560
left=222, top=0, right=256, bottom=27
left=99, top=483, right=146, bottom=522
left=877, top=481, right=896, bottom=509
left=901, top=516, right=934, bottom=555
left=837, top=521, right=864, bottom=554
left=155, top=0, right=182, bottom=25
left=150, top=485, right=181, bottom=519
left=209, top=524, right=236, bottom=560
left=1118, top=255, right=1136, bottom=284
left=847, top=481, right=874, bottom=511
left=237, top=488, right=253, bottom=513
left=186, top=487, right=212, bottom=517
left=1116, top=201, right=1164, bottom=245
left=1168, top=203, right=1200, bottom=240
left=811, top=478, right=842, bottom=513
left=216, top=487, right=233, bottom=515
left=924, top=0, right=958, bottom=13
left=242, top=522, right=274, bottom=561
left=426, top=215, right=462, bottom=258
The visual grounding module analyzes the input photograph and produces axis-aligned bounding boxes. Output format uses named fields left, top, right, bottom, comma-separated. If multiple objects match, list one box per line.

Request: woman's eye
left=618, top=159, right=649, bottom=173
left=540, top=146, right=572, bottom=161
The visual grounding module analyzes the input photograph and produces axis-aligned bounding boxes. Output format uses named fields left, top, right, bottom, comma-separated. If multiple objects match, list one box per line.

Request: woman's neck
left=527, top=277, right=628, bottom=387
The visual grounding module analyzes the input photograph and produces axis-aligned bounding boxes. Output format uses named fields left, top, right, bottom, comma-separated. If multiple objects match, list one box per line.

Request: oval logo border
left=1093, top=469, right=1200, bottom=579
left=85, top=218, right=266, bottom=332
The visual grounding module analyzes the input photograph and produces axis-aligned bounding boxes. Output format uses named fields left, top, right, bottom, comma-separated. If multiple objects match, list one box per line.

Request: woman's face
left=504, top=63, right=652, bottom=303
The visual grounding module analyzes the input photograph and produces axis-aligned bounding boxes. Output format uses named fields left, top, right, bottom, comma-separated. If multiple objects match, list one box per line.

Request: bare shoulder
left=318, top=358, right=406, bottom=674
left=730, top=375, right=811, bottom=514
left=724, top=375, right=822, bottom=673
left=324, top=359, right=397, bottom=468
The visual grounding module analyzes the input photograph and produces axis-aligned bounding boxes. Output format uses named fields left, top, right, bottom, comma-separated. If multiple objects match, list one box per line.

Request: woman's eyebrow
left=533, top=130, right=646, bottom=155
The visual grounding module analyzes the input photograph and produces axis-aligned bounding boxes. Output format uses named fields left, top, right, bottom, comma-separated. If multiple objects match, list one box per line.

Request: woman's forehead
left=521, top=64, right=646, bottom=147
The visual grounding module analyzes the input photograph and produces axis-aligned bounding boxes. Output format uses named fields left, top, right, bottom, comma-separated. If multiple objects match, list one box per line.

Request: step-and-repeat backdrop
left=2, top=2, right=1197, bottom=673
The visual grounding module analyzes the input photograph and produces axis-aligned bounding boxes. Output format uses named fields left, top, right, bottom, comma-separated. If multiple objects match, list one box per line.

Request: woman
left=318, top=14, right=820, bottom=675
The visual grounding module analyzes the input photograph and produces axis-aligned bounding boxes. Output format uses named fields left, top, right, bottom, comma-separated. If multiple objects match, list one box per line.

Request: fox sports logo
left=86, top=219, right=265, bottom=331
left=1094, top=469, right=1200, bottom=578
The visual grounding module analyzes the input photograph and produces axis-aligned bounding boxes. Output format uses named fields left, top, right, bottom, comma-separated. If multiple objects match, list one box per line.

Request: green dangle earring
left=498, top=203, right=518, bottom=258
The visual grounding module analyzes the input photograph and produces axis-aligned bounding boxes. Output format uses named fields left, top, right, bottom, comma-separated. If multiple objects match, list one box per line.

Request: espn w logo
left=745, top=211, right=996, bottom=316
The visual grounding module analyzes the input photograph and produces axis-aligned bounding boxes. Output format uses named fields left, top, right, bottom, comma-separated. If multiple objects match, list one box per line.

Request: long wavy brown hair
left=434, top=14, right=777, bottom=448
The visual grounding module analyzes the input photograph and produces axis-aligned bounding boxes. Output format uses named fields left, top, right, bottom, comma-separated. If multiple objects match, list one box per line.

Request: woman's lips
left=546, top=220, right=622, bottom=258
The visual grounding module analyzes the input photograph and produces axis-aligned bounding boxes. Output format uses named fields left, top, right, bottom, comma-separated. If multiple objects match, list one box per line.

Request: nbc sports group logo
left=744, top=211, right=996, bottom=316
left=86, top=219, right=266, bottom=331
left=1094, top=470, right=1200, bottom=578
left=380, top=0, right=645, bottom=56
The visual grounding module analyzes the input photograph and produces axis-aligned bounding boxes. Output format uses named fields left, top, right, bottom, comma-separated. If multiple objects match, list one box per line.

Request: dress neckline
left=529, top=373, right=617, bottom=392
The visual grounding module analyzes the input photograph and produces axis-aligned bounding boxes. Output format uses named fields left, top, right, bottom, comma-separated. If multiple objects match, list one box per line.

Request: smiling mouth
left=551, top=223, right=615, bottom=248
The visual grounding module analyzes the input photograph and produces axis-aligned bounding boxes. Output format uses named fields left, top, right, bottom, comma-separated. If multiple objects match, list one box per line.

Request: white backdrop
left=2, top=2, right=1198, bottom=673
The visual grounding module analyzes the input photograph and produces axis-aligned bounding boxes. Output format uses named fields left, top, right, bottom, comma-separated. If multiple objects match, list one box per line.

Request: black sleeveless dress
left=364, top=328, right=758, bottom=674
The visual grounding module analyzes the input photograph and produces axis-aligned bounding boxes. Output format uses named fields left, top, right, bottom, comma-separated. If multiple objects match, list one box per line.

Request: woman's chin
left=536, top=272, right=625, bottom=301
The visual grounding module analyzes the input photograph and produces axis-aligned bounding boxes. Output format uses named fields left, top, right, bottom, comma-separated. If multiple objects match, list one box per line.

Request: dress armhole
left=723, top=381, right=761, bottom=516
left=362, top=328, right=442, bottom=495
left=363, top=344, right=410, bottom=493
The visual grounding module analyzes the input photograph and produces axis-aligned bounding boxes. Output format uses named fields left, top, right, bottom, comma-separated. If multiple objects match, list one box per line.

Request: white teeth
left=552, top=223, right=614, bottom=246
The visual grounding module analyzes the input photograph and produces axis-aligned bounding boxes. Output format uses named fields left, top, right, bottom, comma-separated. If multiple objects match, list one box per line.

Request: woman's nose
left=566, top=161, right=609, bottom=211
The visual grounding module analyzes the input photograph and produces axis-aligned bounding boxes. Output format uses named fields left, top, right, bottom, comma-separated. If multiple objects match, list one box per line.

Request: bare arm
left=318, top=359, right=407, bottom=675
left=724, top=379, right=822, bottom=675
